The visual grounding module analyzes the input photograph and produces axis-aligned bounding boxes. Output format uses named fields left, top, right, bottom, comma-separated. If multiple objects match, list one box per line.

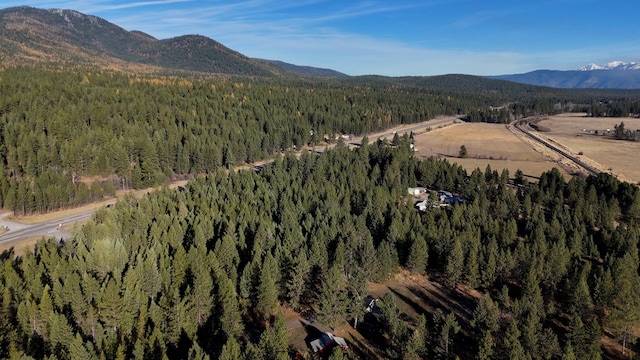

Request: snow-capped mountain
left=578, top=61, right=640, bottom=71
left=490, top=60, right=640, bottom=89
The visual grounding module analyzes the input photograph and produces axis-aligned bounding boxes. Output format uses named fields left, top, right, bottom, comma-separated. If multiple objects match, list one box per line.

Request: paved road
left=0, top=210, right=95, bottom=246
left=352, top=116, right=462, bottom=145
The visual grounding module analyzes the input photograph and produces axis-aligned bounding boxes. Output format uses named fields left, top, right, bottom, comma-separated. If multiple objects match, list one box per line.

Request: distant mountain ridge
left=257, top=59, right=348, bottom=77
left=489, top=61, right=640, bottom=89
left=0, top=6, right=343, bottom=77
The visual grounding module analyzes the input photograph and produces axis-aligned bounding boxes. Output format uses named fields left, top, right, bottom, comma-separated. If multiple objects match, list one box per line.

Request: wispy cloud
left=88, top=0, right=194, bottom=12
left=450, top=7, right=526, bottom=30
left=4, top=0, right=195, bottom=14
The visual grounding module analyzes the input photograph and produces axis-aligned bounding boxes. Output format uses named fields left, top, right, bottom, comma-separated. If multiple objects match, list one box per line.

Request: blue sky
left=4, top=0, right=640, bottom=76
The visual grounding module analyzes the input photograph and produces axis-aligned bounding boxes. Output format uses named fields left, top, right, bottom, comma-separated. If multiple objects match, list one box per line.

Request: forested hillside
left=1, top=138, right=639, bottom=359
left=0, top=6, right=278, bottom=76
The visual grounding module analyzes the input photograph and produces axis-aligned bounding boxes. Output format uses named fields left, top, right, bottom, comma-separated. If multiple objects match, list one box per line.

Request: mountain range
left=489, top=62, right=640, bottom=89
left=578, top=61, right=640, bottom=71
left=1, top=6, right=639, bottom=89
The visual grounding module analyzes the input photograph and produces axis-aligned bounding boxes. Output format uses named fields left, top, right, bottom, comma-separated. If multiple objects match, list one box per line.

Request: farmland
left=538, top=113, right=640, bottom=184
left=412, top=114, right=640, bottom=185
left=412, top=122, right=572, bottom=179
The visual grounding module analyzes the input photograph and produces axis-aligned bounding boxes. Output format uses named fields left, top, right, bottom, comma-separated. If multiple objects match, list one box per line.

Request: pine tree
left=346, top=267, right=369, bottom=330
left=98, top=278, right=123, bottom=335
left=407, top=235, right=428, bottom=275
left=432, top=309, right=460, bottom=359
left=561, top=342, right=577, bottom=360
left=285, top=250, right=310, bottom=310
left=188, top=248, right=214, bottom=330
left=503, top=319, right=530, bottom=360
left=480, top=237, right=498, bottom=288
left=215, top=270, right=244, bottom=340
left=470, top=295, right=499, bottom=338
left=188, top=341, right=211, bottom=360
left=414, top=314, right=429, bottom=357
left=445, top=238, right=464, bottom=288
left=609, top=252, right=640, bottom=355
left=215, top=234, right=240, bottom=285
left=567, top=312, right=588, bottom=358
left=465, top=238, right=481, bottom=289
left=328, top=345, right=348, bottom=360
left=219, top=337, right=243, bottom=360
left=256, top=256, right=278, bottom=317
left=476, top=331, right=494, bottom=360
left=458, top=145, right=468, bottom=158
left=318, top=264, right=348, bottom=328
left=69, top=332, right=98, bottom=360
left=375, top=240, right=399, bottom=282
left=256, top=311, right=289, bottom=360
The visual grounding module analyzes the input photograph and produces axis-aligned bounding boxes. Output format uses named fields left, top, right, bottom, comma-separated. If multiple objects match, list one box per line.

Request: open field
left=412, top=122, right=572, bottom=179
left=539, top=113, right=640, bottom=184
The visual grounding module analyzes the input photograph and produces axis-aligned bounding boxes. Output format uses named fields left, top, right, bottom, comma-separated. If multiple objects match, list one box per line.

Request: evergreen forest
left=0, top=136, right=639, bottom=359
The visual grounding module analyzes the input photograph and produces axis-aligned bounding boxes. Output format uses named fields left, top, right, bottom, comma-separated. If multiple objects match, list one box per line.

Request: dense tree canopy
left=0, top=134, right=639, bottom=358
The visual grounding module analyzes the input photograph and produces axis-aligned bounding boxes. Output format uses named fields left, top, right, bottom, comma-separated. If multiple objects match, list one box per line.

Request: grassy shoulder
left=0, top=236, right=49, bottom=257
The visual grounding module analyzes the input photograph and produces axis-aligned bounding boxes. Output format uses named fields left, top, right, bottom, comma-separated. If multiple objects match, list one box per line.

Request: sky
left=4, top=0, right=640, bottom=76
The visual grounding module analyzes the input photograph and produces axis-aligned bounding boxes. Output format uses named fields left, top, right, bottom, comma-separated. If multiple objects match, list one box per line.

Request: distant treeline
left=582, top=98, right=640, bottom=118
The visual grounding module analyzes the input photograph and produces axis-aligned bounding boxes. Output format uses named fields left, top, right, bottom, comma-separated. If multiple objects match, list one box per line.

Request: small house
left=310, top=332, right=348, bottom=355
left=408, top=187, right=427, bottom=196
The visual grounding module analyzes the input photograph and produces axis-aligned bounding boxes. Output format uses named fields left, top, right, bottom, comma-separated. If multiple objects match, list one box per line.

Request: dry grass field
left=539, top=113, right=640, bottom=184
left=412, top=122, right=572, bottom=179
